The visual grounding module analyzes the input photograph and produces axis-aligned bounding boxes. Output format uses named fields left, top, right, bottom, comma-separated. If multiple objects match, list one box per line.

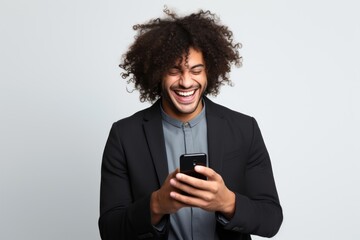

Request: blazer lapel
left=142, top=101, right=169, bottom=185
left=205, top=97, right=225, bottom=175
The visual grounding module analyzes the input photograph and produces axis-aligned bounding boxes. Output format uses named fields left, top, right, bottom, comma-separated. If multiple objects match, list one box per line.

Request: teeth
left=176, top=90, right=195, bottom=97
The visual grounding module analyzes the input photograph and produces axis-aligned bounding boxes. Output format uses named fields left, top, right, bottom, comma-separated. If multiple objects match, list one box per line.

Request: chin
left=175, top=100, right=201, bottom=114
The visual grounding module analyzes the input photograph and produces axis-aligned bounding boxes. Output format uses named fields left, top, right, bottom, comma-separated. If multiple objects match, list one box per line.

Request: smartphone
left=180, top=153, right=207, bottom=180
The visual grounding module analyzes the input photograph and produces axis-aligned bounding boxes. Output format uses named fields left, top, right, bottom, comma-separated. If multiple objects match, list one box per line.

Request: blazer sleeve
left=219, top=117, right=283, bottom=238
left=98, top=123, right=169, bottom=240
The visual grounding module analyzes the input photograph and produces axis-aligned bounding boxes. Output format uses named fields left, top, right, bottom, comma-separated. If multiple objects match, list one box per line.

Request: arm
left=98, top=124, right=170, bottom=240
left=220, top=118, right=283, bottom=237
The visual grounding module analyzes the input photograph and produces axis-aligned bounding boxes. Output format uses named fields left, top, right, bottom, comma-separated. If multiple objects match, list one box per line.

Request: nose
left=179, top=71, right=193, bottom=88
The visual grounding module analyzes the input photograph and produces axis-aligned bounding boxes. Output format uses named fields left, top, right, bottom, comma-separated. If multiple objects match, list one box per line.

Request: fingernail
left=194, top=165, right=202, bottom=171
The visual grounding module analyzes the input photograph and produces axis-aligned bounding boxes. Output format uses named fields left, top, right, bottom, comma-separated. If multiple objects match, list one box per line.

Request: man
left=99, top=8, right=282, bottom=240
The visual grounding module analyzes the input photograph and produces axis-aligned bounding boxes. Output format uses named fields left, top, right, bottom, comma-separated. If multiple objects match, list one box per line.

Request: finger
left=175, top=173, right=208, bottom=190
left=165, top=169, right=181, bottom=184
left=194, top=165, right=219, bottom=180
left=170, top=168, right=180, bottom=177
left=170, top=178, right=197, bottom=193
left=170, top=178, right=205, bottom=197
left=175, top=173, right=220, bottom=195
left=170, top=191, right=209, bottom=208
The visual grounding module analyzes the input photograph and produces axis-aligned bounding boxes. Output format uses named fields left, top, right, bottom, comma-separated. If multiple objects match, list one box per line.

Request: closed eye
left=190, top=67, right=204, bottom=75
left=191, top=70, right=202, bottom=75
left=167, top=69, right=181, bottom=76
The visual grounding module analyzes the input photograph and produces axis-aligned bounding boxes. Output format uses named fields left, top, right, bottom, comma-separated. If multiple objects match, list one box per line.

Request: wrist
left=150, top=191, right=164, bottom=225
left=221, top=190, right=236, bottom=220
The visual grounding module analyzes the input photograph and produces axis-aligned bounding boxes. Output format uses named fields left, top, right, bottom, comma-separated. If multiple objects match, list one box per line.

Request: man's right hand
left=150, top=169, right=188, bottom=225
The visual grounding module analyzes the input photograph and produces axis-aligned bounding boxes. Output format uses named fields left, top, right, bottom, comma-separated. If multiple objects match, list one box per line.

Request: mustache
left=170, top=84, right=201, bottom=90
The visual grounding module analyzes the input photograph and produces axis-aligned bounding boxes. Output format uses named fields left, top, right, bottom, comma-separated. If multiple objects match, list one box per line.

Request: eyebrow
left=170, top=64, right=205, bottom=70
left=189, top=64, right=205, bottom=69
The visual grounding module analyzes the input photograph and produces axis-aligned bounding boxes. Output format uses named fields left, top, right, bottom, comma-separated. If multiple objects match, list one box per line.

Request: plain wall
left=1, top=0, right=359, bottom=239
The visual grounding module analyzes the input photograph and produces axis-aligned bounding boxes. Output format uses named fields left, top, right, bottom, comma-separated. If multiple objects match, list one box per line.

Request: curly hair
left=119, top=7, right=242, bottom=102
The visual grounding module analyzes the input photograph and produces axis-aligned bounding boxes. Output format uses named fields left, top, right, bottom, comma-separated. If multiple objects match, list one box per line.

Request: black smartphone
left=180, top=153, right=207, bottom=180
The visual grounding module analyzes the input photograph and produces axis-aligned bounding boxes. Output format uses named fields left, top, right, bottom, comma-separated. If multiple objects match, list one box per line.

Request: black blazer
left=99, top=97, right=283, bottom=240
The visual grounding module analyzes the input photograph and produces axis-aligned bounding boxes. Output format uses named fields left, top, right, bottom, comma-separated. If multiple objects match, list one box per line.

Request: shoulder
left=204, top=97, right=261, bottom=140
left=205, top=97, right=254, bottom=123
left=112, top=101, right=161, bottom=130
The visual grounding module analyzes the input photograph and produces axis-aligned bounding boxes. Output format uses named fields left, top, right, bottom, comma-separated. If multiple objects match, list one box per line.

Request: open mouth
left=174, top=90, right=196, bottom=97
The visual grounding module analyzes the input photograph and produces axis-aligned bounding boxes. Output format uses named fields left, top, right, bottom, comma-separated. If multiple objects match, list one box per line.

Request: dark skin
left=150, top=166, right=235, bottom=225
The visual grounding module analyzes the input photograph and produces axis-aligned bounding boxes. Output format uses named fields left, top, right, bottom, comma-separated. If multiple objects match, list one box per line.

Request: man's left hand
left=169, top=165, right=235, bottom=220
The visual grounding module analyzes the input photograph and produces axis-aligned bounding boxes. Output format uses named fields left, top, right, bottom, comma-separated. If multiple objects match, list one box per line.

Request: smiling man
left=161, top=47, right=207, bottom=122
left=99, top=8, right=283, bottom=240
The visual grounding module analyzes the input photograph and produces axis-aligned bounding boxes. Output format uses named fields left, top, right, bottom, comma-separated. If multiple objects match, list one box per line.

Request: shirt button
left=183, top=122, right=189, bottom=127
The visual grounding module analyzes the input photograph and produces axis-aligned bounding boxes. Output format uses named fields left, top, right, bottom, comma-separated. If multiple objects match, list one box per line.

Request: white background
left=1, top=0, right=359, bottom=239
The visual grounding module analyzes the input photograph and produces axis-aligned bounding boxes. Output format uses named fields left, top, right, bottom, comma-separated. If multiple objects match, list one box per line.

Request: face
left=161, top=47, right=207, bottom=122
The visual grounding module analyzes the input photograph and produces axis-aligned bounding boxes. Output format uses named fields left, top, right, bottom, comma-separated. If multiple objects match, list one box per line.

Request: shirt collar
left=160, top=99, right=206, bottom=128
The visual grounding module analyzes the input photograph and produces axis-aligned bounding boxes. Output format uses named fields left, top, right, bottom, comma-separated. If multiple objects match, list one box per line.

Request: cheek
left=161, top=78, right=169, bottom=91
left=161, top=79, right=173, bottom=97
left=201, top=76, right=208, bottom=88
left=162, top=76, right=176, bottom=89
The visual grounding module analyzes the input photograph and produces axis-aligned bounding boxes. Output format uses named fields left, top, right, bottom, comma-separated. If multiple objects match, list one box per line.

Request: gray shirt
left=161, top=103, right=219, bottom=240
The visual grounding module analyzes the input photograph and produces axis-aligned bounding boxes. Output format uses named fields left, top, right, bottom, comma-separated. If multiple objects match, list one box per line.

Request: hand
left=150, top=169, right=188, bottom=225
left=169, top=165, right=236, bottom=219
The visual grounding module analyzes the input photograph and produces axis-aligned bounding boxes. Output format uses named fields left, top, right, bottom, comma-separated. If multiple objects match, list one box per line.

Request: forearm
left=99, top=194, right=168, bottom=240
left=221, top=192, right=283, bottom=237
